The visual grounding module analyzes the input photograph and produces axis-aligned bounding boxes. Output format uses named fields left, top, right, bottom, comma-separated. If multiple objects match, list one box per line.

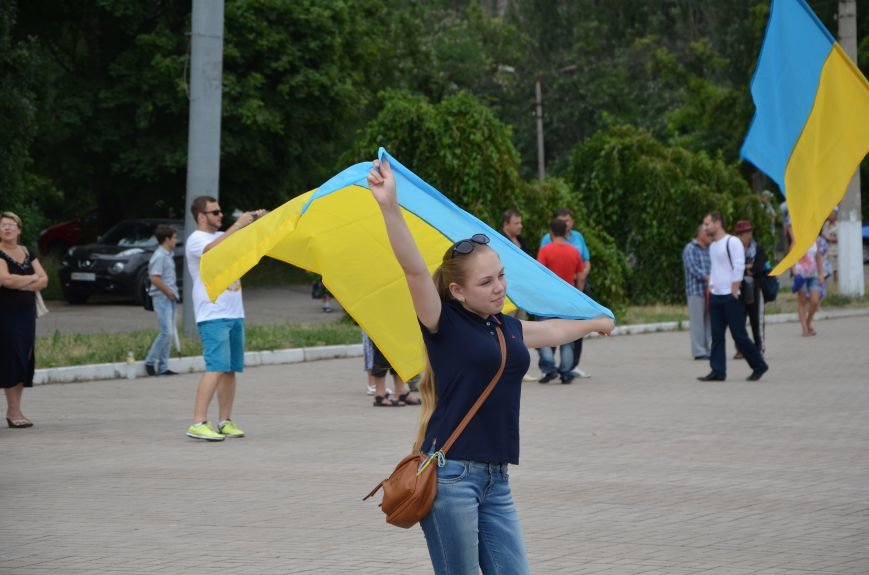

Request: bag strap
left=438, top=324, right=507, bottom=457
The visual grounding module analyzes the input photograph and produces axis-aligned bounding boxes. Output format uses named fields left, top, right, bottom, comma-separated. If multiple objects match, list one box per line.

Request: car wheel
left=132, top=267, right=149, bottom=305
left=62, top=285, right=90, bottom=304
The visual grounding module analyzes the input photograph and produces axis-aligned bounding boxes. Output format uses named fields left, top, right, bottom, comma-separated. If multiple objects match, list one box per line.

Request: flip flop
left=397, top=393, right=421, bottom=406
left=7, top=417, right=33, bottom=428
left=373, top=395, right=403, bottom=407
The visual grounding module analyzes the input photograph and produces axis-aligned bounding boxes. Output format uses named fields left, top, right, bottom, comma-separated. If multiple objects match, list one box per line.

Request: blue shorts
left=801, top=276, right=821, bottom=293
left=197, top=318, right=245, bottom=373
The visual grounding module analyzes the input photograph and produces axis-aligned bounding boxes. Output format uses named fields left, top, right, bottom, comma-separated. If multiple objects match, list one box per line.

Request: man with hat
left=698, top=211, right=769, bottom=382
left=733, top=219, right=768, bottom=355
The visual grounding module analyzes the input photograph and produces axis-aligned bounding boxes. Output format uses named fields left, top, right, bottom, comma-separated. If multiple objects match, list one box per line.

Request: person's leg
left=687, top=295, right=708, bottom=358
left=192, top=371, right=222, bottom=422
left=806, top=285, right=820, bottom=335
left=371, top=371, right=388, bottom=397
left=571, top=338, right=583, bottom=371
left=708, top=295, right=728, bottom=378
left=797, top=289, right=809, bottom=336
left=478, top=465, right=531, bottom=575
left=703, top=297, right=712, bottom=356
left=537, top=347, right=556, bottom=375
left=391, top=372, right=420, bottom=404
left=371, top=343, right=399, bottom=404
left=747, top=296, right=761, bottom=351
left=556, top=342, right=574, bottom=381
left=193, top=319, right=232, bottom=423
left=218, top=319, right=246, bottom=423
left=757, top=293, right=765, bottom=353
left=724, top=296, right=768, bottom=374
left=217, top=372, right=237, bottom=422
left=144, top=295, right=170, bottom=373
left=5, top=384, right=26, bottom=422
left=154, top=297, right=175, bottom=374
left=420, top=459, right=483, bottom=574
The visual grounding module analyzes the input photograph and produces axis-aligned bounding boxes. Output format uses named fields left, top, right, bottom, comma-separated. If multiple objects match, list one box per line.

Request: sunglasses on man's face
left=451, top=234, right=490, bottom=258
left=203, top=209, right=223, bottom=216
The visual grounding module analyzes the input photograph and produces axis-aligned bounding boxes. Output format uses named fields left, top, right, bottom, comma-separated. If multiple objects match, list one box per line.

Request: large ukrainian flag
left=741, top=0, right=869, bottom=275
left=200, top=148, right=613, bottom=379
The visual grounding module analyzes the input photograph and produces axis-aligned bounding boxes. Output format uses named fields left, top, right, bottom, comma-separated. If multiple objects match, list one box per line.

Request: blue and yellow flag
left=740, top=0, right=869, bottom=275
left=201, top=148, right=613, bottom=379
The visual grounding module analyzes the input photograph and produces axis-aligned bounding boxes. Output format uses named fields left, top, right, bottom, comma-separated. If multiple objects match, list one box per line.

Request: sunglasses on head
left=203, top=209, right=223, bottom=216
left=451, top=233, right=490, bottom=258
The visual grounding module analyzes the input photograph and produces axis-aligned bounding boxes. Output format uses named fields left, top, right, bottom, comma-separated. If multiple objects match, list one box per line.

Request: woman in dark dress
left=0, top=211, right=49, bottom=428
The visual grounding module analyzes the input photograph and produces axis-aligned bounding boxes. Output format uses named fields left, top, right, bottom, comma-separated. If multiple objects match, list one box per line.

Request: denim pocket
left=436, top=459, right=469, bottom=484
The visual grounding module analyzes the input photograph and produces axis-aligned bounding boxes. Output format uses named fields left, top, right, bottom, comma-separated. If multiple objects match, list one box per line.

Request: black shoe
left=694, top=355, right=709, bottom=360
left=697, top=372, right=726, bottom=381
left=560, top=374, right=575, bottom=385
left=538, top=372, right=558, bottom=384
left=159, top=369, right=180, bottom=376
left=746, top=366, right=769, bottom=381
left=145, top=364, right=156, bottom=376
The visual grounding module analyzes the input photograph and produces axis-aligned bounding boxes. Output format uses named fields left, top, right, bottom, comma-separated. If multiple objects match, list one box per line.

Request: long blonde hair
left=411, top=243, right=495, bottom=452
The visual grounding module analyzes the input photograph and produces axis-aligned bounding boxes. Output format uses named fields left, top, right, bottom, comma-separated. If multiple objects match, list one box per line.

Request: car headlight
left=110, top=262, right=126, bottom=274
left=117, top=248, right=145, bottom=257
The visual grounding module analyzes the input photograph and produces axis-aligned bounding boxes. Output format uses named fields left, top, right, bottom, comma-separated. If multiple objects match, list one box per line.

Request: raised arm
left=520, top=316, right=614, bottom=349
left=367, top=158, right=442, bottom=332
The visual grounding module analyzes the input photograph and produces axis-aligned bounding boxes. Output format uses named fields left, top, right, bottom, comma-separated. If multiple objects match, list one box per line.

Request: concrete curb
left=33, top=307, right=869, bottom=385
left=34, top=344, right=364, bottom=385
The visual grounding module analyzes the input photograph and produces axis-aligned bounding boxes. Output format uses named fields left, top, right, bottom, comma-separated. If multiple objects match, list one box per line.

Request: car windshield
left=99, top=221, right=159, bottom=247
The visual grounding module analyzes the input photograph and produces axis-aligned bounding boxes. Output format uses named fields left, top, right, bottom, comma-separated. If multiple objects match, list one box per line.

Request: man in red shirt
left=536, top=219, right=584, bottom=383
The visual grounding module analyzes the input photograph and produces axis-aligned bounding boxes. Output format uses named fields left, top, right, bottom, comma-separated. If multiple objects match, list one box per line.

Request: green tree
left=0, top=1, right=58, bottom=245
left=346, top=90, right=523, bottom=226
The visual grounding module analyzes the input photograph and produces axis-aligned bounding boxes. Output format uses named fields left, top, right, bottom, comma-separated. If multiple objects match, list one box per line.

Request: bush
left=508, top=178, right=630, bottom=316
left=568, top=125, right=766, bottom=303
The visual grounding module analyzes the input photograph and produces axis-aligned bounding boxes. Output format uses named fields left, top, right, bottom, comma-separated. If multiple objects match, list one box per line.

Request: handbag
left=18, top=247, right=49, bottom=318
left=36, top=291, right=49, bottom=318
left=760, top=271, right=779, bottom=302
left=363, top=325, right=508, bottom=529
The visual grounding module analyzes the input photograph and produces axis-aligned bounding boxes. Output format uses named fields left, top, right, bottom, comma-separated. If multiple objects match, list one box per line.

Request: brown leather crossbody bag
left=363, top=325, right=508, bottom=528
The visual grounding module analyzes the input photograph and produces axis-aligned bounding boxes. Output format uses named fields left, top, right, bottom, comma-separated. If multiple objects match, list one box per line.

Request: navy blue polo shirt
left=421, top=301, right=531, bottom=464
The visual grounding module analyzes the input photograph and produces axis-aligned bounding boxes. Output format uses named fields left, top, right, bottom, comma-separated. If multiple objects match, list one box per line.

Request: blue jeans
left=144, top=293, right=175, bottom=373
left=709, top=294, right=767, bottom=378
left=421, top=458, right=530, bottom=575
left=537, top=343, right=574, bottom=377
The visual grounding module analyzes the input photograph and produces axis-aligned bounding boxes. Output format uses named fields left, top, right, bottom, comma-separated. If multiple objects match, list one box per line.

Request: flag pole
left=836, top=0, right=865, bottom=297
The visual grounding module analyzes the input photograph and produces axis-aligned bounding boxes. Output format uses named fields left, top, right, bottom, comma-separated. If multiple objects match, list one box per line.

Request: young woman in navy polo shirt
left=368, top=160, right=614, bottom=574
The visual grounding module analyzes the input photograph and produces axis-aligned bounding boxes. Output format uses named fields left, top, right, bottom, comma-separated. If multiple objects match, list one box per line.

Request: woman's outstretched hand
left=367, top=158, right=397, bottom=206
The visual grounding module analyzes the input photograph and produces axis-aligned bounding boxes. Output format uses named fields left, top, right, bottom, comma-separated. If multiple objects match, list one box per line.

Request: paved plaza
left=2, top=314, right=868, bottom=574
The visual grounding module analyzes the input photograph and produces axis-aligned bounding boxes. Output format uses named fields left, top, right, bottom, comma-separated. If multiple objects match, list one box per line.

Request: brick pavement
left=2, top=315, right=868, bottom=574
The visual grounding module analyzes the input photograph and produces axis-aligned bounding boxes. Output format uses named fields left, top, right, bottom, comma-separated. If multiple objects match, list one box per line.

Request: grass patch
left=620, top=304, right=688, bottom=325
left=38, top=254, right=64, bottom=301
left=37, top=321, right=362, bottom=368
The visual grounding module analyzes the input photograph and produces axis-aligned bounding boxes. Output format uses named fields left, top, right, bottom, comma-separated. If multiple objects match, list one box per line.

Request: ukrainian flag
left=201, top=148, right=613, bottom=379
left=741, top=0, right=869, bottom=275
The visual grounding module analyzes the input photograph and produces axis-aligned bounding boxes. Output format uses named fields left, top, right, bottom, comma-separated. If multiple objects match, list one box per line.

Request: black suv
left=59, top=219, right=184, bottom=304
